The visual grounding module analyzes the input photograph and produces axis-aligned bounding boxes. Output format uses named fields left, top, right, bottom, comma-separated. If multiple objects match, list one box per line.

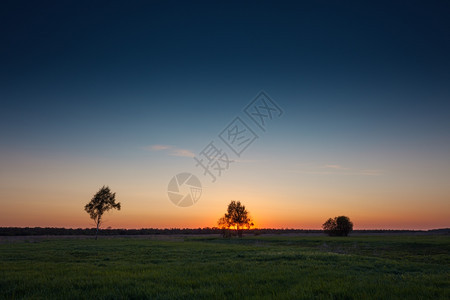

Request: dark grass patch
left=0, top=236, right=448, bottom=299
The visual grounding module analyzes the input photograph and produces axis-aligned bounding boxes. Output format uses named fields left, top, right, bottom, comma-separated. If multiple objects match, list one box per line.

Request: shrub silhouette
left=322, top=216, right=353, bottom=236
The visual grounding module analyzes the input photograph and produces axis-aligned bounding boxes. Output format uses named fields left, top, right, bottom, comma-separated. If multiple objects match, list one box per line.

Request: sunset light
left=0, top=1, right=449, bottom=298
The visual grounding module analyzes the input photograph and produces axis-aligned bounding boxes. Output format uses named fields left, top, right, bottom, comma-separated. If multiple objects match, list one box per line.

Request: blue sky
left=1, top=1, right=449, bottom=229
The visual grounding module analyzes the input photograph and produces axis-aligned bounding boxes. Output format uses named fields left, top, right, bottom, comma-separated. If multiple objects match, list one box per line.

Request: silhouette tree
left=84, top=186, right=121, bottom=240
left=322, top=216, right=353, bottom=236
left=218, top=201, right=253, bottom=238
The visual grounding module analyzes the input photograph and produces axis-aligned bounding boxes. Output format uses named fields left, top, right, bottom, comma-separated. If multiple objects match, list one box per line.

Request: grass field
left=0, top=235, right=449, bottom=299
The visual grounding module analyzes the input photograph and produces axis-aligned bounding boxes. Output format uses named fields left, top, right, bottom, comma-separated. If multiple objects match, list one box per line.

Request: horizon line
left=1, top=226, right=448, bottom=231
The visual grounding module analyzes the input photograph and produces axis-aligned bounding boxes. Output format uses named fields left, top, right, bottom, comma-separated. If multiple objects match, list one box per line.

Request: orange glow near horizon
left=1, top=190, right=449, bottom=230
left=1, top=152, right=449, bottom=231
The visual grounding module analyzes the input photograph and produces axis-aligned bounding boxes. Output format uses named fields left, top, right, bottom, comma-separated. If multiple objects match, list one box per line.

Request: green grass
left=0, top=235, right=449, bottom=299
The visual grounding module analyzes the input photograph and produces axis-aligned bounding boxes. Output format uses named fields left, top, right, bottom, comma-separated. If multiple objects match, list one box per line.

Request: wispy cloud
left=169, top=148, right=195, bottom=158
left=144, top=145, right=195, bottom=158
left=360, top=169, right=384, bottom=176
left=322, top=164, right=347, bottom=170
left=233, top=158, right=261, bottom=163
left=290, top=163, right=384, bottom=176
left=148, top=144, right=171, bottom=151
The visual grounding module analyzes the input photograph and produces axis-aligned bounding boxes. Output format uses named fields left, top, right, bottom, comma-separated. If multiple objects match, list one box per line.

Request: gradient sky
left=1, top=1, right=449, bottom=229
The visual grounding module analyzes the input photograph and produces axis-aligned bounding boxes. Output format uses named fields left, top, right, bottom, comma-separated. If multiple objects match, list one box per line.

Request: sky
left=1, top=0, right=449, bottom=230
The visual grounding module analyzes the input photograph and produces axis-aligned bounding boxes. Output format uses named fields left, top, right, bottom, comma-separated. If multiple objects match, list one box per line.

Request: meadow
left=0, top=234, right=449, bottom=299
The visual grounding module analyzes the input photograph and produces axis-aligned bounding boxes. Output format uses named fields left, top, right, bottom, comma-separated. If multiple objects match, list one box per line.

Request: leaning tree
left=84, top=186, right=121, bottom=240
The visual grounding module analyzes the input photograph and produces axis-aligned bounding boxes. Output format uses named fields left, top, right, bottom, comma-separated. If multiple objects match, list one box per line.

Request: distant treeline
left=0, top=227, right=448, bottom=236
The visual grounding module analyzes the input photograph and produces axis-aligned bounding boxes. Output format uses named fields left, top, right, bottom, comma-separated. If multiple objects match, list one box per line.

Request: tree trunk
left=95, top=221, right=99, bottom=240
